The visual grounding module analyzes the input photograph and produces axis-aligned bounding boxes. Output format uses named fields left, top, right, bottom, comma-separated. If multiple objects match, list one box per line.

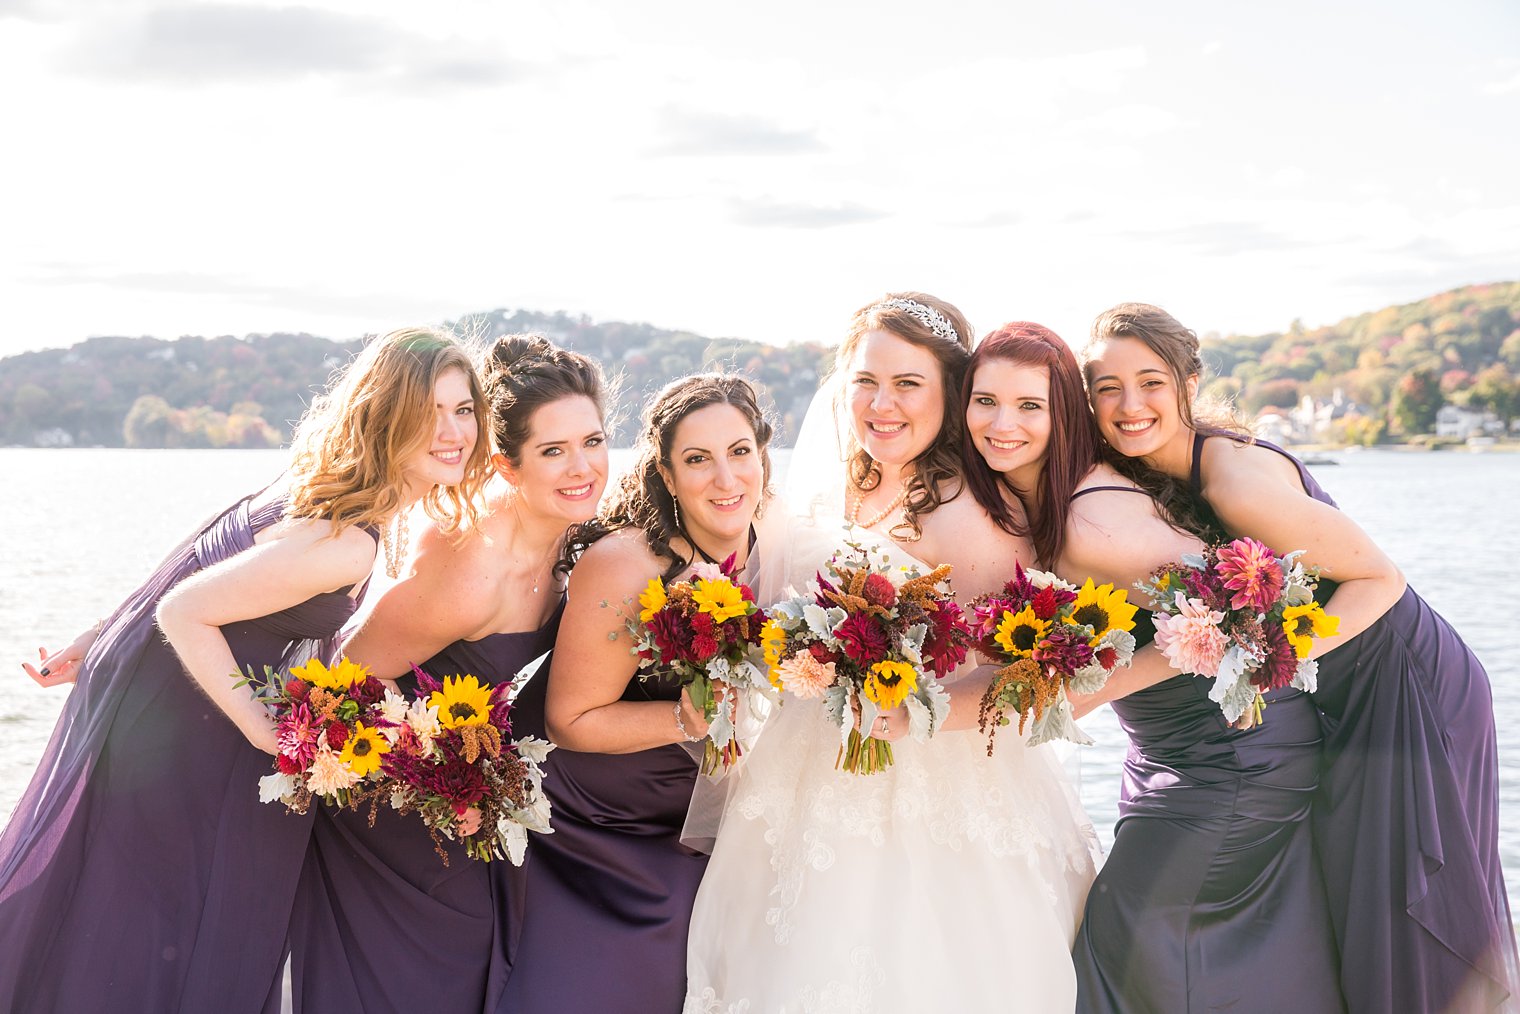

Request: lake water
left=3, top=446, right=1519, bottom=916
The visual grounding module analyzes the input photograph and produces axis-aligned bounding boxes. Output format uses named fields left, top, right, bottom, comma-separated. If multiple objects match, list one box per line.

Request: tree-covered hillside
left=3, top=283, right=1516, bottom=448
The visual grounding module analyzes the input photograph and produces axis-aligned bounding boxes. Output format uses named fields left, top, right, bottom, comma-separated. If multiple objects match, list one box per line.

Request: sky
left=1, top=0, right=1517, bottom=358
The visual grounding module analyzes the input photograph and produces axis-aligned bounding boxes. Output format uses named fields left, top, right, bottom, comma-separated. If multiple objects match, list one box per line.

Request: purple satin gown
left=0, top=494, right=370, bottom=1013
left=498, top=665, right=708, bottom=1013
left=1072, top=595, right=1344, bottom=1014
left=1236, top=436, right=1518, bottom=1011
left=289, top=603, right=562, bottom=1014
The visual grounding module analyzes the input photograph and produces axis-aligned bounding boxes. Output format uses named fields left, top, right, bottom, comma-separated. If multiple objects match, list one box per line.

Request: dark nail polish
left=39, top=667, right=50, bottom=678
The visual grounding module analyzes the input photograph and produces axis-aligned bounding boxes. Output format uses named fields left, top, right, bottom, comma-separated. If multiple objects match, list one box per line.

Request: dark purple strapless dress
left=0, top=494, right=370, bottom=1014
left=289, top=603, right=562, bottom=1014
left=1232, top=436, right=1518, bottom=1012
left=498, top=663, right=708, bottom=1013
left=1072, top=601, right=1344, bottom=1013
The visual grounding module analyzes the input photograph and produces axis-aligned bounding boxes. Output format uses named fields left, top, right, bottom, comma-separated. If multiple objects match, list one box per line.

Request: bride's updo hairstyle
left=562, top=373, right=775, bottom=580
left=961, top=322, right=1102, bottom=567
left=287, top=326, right=490, bottom=534
left=836, top=291, right=974, bottom=540
left=1082, top=302, right=1236, bottom=540
left=481, top=333, right=608, bottom=467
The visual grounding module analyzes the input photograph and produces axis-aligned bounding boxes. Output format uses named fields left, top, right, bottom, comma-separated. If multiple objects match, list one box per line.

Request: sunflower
left=759, top=618, right=788, bottom=689
left=291, top=656, right=371, bottom=691
left=637, top=578, right=668, bottom=623
left=692, top=577, right=748, bottom=623
left=1281, top=603, right=1339, bottom=658
left=428, top=674, right=494, bottom=729
left=338, top=721, right=390, bottom=777
left=864, top=660, right=918, bottom=710
left=1069, top=579, right=1139, bottom=644
left=994, top=606, right=1051, bottom=660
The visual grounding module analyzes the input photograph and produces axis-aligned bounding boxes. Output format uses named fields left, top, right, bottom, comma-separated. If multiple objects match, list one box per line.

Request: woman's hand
left=675, top=685, right=712, bottom=741
left=854, top=697, right=908, bottom=742
left=21, top=624, right=102, bottom=688
left=457, top=807, right=483, bottom=837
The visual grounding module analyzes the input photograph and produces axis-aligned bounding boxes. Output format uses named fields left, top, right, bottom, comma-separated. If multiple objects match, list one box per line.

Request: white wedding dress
left=683, top=500, right=1100, bottom=1012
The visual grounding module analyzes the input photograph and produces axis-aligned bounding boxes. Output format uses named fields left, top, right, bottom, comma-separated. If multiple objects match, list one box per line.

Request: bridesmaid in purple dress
left=1082, top=302, right=1519, bottom=1012
left=288, top=335, right=610, bottom=1013
left=962, top=322, right=1344, bottom=1014
left=500, top=374, right=775, bottom=1014
left=0, top=327, right=489, bottom=1013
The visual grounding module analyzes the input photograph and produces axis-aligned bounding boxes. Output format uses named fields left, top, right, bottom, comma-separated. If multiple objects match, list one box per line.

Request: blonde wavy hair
left=286, top=326, right=490, bottom=533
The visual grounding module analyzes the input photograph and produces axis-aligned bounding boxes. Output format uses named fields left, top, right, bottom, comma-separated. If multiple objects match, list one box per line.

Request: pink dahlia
left=1214, top=538, right=1284, bottom=613
left=1152, top=593, right=1228, bottom=676
left=777, top=653, right=837, bottom=699
left=277, top=702, right=320, bottom=767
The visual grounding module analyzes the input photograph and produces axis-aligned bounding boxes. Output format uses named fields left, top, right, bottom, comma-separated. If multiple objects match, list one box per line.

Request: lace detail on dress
left=724, top=699, right=1098, bottom=943
left=684, top=948, right=884, bottom=1014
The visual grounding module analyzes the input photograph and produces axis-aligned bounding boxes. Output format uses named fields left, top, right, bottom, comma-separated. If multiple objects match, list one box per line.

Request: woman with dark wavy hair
left=1082, top=301, right=1517, bottom=1013
left=962, top=321, right=1344, bottom=1014
left=287, top=333, right=611, bottom=1013
left=498, top=372, right=775, bottom=1014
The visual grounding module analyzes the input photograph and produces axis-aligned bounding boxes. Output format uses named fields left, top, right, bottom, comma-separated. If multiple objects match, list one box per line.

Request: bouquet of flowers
left=1138, top=536, right=1339, bottom=724
left=246, top=656, right=392, bottom=810
left=627, top=554, right=771, bottom=773
left=376, top=667, right=555, bottom=864
left=972, top=564, right=1138, bottom=751
left=763, top=542, right=973, bottom=775
left=249, top=657, right=554, bottom=865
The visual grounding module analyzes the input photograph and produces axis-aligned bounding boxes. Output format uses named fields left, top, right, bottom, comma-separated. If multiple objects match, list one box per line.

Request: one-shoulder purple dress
left=498, top=665, right=708, bottom=1013
left=0, top=494, right=370, bottom=1013
left=1070, top=485, right=1344, bottom=1014
left=1222, top=436, right=1518, bottom=1012
left=289, top=602, right=562, bottom=1014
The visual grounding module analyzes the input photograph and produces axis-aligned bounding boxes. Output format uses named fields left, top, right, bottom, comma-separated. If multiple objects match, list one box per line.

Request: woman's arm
left=344, top=525, right=493, bottom=679
left=1205, top=443, right=1406, bottom=655
left=545, top=538, right=710, bottom=754
left=157, top=521, right=377, bottom=754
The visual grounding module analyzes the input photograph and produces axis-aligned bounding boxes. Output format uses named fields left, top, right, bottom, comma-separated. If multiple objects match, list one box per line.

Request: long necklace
left=848, top=483, right=908, bottom=530
left=380, top=510, right=409, bottom=579
left=521, top=541, right=559, bottom=595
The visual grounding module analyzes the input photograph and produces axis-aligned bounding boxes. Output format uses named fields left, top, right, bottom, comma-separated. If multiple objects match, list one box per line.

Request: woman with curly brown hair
left=0, top=326, right=489, bottom=1013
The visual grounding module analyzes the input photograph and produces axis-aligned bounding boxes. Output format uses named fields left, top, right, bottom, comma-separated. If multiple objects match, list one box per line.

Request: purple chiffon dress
left=1070, top=486, right=1344, bottom=1014
left=497, top=664, right=708, bottom=1013
left=0, top=494, right=371, bottom=1014
left=288, top=602, right=562, bottom=1014
left=1219, top=435, right=1518, bottom=1012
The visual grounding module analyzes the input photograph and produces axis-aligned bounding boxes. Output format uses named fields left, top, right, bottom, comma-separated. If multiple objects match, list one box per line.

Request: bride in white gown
left=684, top=294, right=1099, bottom=1013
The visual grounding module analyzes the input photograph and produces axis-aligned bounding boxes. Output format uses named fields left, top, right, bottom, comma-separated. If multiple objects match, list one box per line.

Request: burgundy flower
left=1257, top=624, right=1300, bottom=691
left=813, top=572, right=839, bottom=608
left=285, top=678, right=310, bottom=701
left=925, top=600, right=971, bottom=678
left=861, top=572, right=897, bottom=609
left=808, top=643, right=840, bottom=665
left=1093, top=644, right=1119, bottom=671
left=489, top=683, right=514, bottom=733
left=835, top=613, right=890, bottom=666
left=649, top=610, right=692, bottom=661
left=276, top=753, right=304, bottom=775
left=1032, top=624, right=1094, bottom=675
left=350, top=676, right=386, bottom=707
left=1029, top=585, right=1064, bottom=622
left=690, top=632, right=720, bottom=661
left=325, top=720, right=349, bottom=751
left=690, top=611, right=716, bottom=637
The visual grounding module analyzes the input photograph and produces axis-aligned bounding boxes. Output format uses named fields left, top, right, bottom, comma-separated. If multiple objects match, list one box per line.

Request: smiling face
left=1085, top=336, right=1198, bottom=464
left=966, top=359, right=1052, bottom=493
left=846, top=329, right=945, bottom=469
left=402, top=366, right=480, bottom=496
left=661, top=402, right=764, bottom=552
left=498, top=394, right=609, bottom=526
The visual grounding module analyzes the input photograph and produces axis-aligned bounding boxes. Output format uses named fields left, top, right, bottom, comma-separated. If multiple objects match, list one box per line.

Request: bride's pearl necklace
left=849, top=483, right=908, bottom=530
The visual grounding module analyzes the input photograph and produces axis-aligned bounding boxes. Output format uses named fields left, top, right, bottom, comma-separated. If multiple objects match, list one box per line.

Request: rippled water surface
left=3, top=446, right=1518, bottom=912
